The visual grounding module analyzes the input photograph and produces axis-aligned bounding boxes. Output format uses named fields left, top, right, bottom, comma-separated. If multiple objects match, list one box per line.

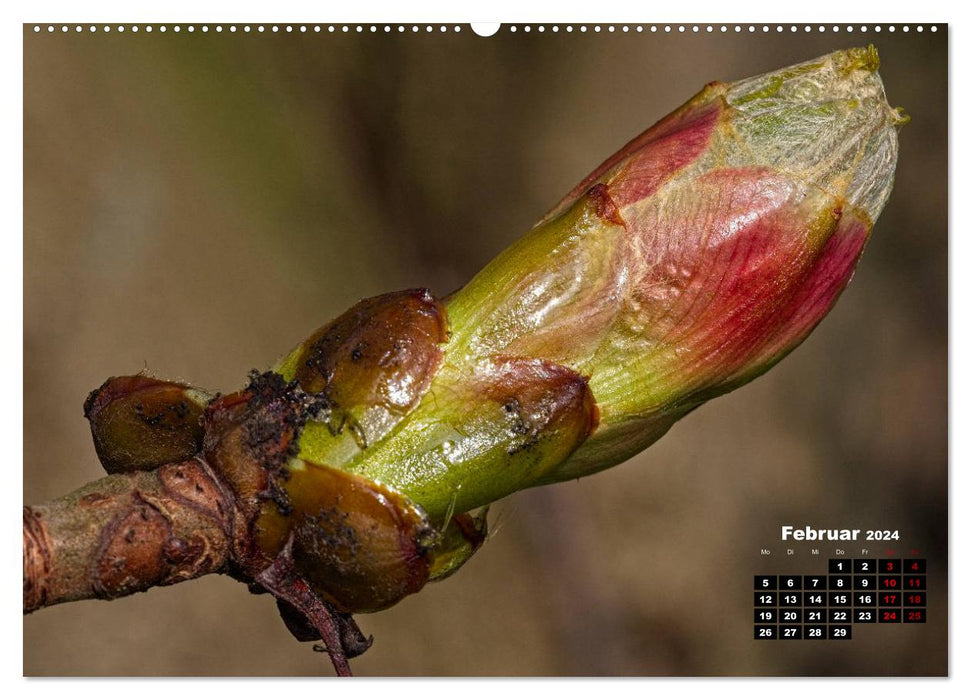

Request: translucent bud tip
left=724, top=45, right=903, bottom=224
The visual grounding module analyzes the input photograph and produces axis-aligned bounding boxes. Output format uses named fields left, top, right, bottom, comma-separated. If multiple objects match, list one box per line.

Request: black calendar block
left=753, top=555, right=929, bottom=641
left=879, top=559, right=902, bottom=574
left=805, top=592, right=826, bottom=608
left=805, top=610, right=825, bottom=623
left=904, top=575, right=926, bottom=590
left=828, top=625, right=852, bottom=640
left=904, top=608, right=927, bottom=623
left=804, top=576, right=827, bottom=590
left=880, top=575, right=902, bottom=591
left=828, top=608, right=851, bottom=624
left=803, top=625, right=826, bottom=640
left=904, top=559, right=926, bottom=574
left=755, top=609, right=776, bottom=623
left=905, top=592, right=926, bottom=607
left=755, top=625, right=777, bottom=640
left=829, top=591, right=851, bottom=607
left=755, top=592, right=777, bottom=607
left=829, top=575, right=851, bottom=590
left=879, top=592, right=901, bottom=606
left=879, top=608, right=902, bottom=623
left=853, top=559, right=877, bottom=574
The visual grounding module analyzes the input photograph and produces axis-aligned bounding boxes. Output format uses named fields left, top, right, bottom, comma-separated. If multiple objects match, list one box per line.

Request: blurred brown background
left=23, top=24, right=947, bottom=676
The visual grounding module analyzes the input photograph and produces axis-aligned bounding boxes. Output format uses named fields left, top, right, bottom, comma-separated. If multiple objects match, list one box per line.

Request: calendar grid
left=754, top=559, right=925, bottom=640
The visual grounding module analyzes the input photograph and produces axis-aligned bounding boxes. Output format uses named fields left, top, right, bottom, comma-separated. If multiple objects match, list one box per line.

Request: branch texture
left=24, top=459, right=240, bottom=613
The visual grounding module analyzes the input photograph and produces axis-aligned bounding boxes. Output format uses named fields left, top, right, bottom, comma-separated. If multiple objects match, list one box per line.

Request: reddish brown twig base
left=23, top=456, right=366, bottom=676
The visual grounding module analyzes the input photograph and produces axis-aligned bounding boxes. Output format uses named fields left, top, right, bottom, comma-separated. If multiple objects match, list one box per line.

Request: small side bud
left=275, top=289, right=448, bottom=464
left=84, top=375, right=211, bottom=474
left=255, top=460, right=434, bottom=613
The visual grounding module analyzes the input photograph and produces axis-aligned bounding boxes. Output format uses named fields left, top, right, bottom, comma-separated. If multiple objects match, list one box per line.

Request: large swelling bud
left=441, top=45, right=905, bottom=483
left=339, top=47, right=905, bottom=511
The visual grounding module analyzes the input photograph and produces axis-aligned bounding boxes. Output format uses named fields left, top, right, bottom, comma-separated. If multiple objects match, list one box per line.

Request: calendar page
left=22, top=19, right=948, bottom=677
